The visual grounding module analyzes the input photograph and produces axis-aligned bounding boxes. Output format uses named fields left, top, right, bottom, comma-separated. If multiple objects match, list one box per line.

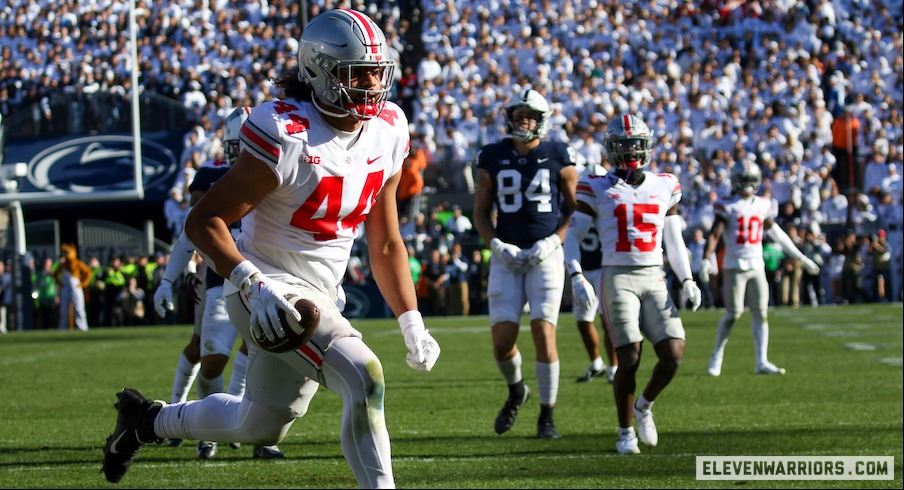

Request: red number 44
left=290, top=171, right=384, bottom=241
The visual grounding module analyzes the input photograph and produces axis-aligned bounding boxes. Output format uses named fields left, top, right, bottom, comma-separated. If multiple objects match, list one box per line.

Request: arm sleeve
left=564, top=211, right=593, bottom=276
left=162, top=231, right=197, bottom=284
left=663, top=215, right=693, bottom=283
left=766, top=225, right=806, bottom=261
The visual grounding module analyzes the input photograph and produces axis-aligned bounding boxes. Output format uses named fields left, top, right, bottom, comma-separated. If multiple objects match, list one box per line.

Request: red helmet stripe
left=342, top=9, right=380, bottom=56
left=622, top=114, right=632, bottom=134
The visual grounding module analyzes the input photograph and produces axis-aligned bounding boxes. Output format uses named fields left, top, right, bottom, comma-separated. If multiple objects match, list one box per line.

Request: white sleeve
left=564, top=211, right=593, bottom=276
left=663, top=215, right=693, bottom=283
left=162, top=231, right=197, bottom=284
left=766, top=224, right=805, bottom=261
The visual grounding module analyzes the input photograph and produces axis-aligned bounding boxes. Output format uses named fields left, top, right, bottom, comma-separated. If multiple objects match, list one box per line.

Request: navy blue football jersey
left=189, top=161, right=233, bottom=289
left=477, top=138, right=576, bottom=248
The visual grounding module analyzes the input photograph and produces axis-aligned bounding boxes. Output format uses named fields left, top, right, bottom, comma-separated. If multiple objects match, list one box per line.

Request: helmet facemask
left=605, top=113, right=654, bottom=178
left=504, top=89, right=550, bottom=143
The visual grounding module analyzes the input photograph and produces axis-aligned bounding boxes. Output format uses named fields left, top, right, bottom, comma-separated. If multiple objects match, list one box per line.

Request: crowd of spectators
left=1, top=0, right=902, bottom=320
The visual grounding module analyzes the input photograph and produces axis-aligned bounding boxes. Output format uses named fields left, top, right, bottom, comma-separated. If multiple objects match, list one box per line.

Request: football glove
left=681, top=279, right=703, bottom=311
left=570, top=273, right=597, bottom=314
left=490, top=238, right=527, bottom=271
left=153, top=279, right=174, bottom=317
left=700, top=257, right=715, bottom=277
left=183, top=272, right=204, bottom=305
left=800, top=256, right=820, bottom=275
left=523, top=234, right=561, bottom=267
left=231, top=261, right=300, bottom=344
left=398, top=311, right=441, bottom=372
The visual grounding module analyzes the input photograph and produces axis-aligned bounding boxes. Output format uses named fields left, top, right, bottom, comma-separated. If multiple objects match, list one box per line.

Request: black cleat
left=253, top=445, right=285, bottom=459
left=494, top=385, right=531, bottom=434
left=576, top=366, right=607, bottom=383
left=101, top=388, right=163, bottom=483
left=164, top=438, right=183, bottom=448
left=229, top=442, right=242, bottom=450
left=537, top=418, right=561, bottom=439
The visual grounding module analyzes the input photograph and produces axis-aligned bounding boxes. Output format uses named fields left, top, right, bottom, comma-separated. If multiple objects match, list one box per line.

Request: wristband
left=229, top=260, right=261, bottom=291
left=570, top=271, right=583, bottom=278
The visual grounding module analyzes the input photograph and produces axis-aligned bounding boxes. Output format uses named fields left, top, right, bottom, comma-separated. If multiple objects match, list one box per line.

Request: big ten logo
left=299, top=154, right=321, bottom=165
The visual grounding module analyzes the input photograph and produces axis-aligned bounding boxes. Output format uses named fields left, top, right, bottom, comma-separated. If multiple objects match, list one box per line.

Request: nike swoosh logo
left=650, top=194, right=659, bottom=199
left=367, top=156, right=381, bottom=165
left=537, top=157, right=549, bottom=163
left=108, top=431, right=127, bottom=455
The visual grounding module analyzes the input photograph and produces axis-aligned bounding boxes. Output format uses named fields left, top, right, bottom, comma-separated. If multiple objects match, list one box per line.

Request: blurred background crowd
left=0, top=0, right=901, bottom=328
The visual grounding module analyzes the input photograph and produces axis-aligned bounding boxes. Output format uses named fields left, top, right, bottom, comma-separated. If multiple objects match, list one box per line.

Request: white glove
left=398, top=310, right=441, bottom=372
left=231, top=261, right=300, bottom=344
left=523, top=234, right=561, bottom=266
left=681, top=279, right=702, bottom=311
left=154, top=280, right=174, bottom=317
left=570, top=273, right=597, bottom=313
left=490, top=238, right=527, bottom=271
left=800, top=256, right=820, bottom=275
left=700, top=257, right=714, bottom=277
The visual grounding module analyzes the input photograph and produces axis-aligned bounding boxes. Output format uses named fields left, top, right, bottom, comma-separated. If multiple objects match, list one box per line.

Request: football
left=253, top=296, right=320, bottom=353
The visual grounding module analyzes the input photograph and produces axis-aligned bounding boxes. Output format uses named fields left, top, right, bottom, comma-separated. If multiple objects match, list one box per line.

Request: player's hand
left=398, top=311, right=440, bottom=372
left=682, top=279, right=703, bottom=311
left=570, top=273, right=598, bottom=313
left=491, top=238, right=527, bottom=271
left=183, top=272, right=204, bottom=305
left=800, top=256, right=820, bottom=275
left=241, top=273, right=300, bottom=344
left=153, top=280, right=174, bottom=317
left=700, top=257, right=714, bottom=277
left=524, top=234, right=561, bottom=266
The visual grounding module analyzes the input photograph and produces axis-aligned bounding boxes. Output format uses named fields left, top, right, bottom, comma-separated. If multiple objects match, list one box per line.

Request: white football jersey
left=577, top=171, right=681, bottom=267
left=235, top=98, right=409, bottom=298
left=714, top=194, right=776, bottom=270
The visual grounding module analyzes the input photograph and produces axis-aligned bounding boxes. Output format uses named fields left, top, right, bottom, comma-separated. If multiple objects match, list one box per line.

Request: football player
left=570, top=161, right=618, bottom=384
left=103, top=10, right=440, bottom=488
left=704, top=158, right=820, bottom=376
left=473, top=88, right=578, bottom=439
left=564, top=113, right=701, bottom=455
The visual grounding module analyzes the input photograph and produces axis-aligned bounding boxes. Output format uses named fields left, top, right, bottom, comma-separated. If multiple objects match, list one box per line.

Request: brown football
left=256, top=296, right=320, bottom=353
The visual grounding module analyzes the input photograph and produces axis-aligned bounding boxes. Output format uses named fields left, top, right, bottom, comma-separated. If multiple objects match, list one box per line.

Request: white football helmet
left=223, top=107, right=251, bottom=165
left=504, top=88, right=550, bottom=142
left=605, top=113, right=654, bottom=173
left=731, top=158, right=763, bottom=196
left=297, top=9, right=396, bottom=120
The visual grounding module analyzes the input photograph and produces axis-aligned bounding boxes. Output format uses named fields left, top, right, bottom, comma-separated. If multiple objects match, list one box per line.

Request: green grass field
left=1, top=304, right=901, bottom=488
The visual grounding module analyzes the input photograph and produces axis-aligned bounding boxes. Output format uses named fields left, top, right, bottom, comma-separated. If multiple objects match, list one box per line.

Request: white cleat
left=755, top=363, right=786, bottom=375
left=616, top=432, right=641, bottom=454
left=633, top=405, right=658, bottom=447
left=707, top=354, right=723, bottom=377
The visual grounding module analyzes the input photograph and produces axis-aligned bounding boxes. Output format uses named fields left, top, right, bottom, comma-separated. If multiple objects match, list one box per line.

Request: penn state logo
left=26, top=136, right=177, bottom=193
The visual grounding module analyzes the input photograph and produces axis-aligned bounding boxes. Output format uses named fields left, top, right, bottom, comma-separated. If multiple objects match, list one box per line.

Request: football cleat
left=101, top=388, right=164, bottom=483
left=633, top=403, right=658, bottom=447
left=253, top=445, right=286, bottom=459
left=576, top=366, right=607, bottom=383
left=164, top=438, right=183, bottom=447
left=707, top=354, right=723, bottom=377
left=494, top=385, right=531, bottom=434
left=537, top=418, right=561, bottom=439
left=197, top=441, right=217, bottom=460
left=755, top=362, right=786, bottom=375
left=229, top=442, right=242, bottom=450
left=616, top=432, right=641, bottom=454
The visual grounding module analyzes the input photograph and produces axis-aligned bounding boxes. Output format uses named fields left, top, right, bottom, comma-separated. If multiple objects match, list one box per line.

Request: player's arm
left=703, top=215, right=725, bottom=262
left=563, top=201, right=596, bottom=276
left=554, top=165, right=579, bottom=242
left=366, top=169, right=418, bottom=317
left=473, top=168, right=497, bottom=243
left=184, top=150, right=274, bottom=277
left=764, top=217, right=820, bottom=274
left=664, top=203, right=702, bottom=310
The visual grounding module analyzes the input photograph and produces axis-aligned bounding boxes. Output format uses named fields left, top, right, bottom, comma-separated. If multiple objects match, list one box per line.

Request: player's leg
left=600, top=266, right=644, bottom=454
left=526, top=247, right=565, bottom=438
left=601, top=314, right=619, bottom=383
left=708, top=269, right=747, bottom=376
left=195, top=286, right=238, bottom=459
left=750, top=269, right=784, bottom=374
left=574, top=268, right=606, bottom=382
left=487, top=261, right=529, bottom=435
left=635, top=266, right=687, bottom=449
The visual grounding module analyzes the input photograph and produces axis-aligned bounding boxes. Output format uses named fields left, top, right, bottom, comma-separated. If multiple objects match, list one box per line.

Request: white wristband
left=229, top=260, right=261, bottom=291
left=398, top=310, right=425, bottom=335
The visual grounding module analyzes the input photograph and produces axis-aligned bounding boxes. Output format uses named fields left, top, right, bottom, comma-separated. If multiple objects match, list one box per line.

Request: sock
left=635, top=394, right=653, bottom=412
left=590, top=356, right=605, bottom=371
left=496, top=351, right=523, bottom=386
left=171, top=354, right=200, bottom=404
left=753, top=320, right=769, bottom=366
left=227, top=351, right=248, bottom=398
left=539, top=404, right=555, bottom=422
left=196, top=373, right=224, bottom=400
left=535, top=360, right=560, bottom=406
left=619, top=426, right=636, bottom=437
